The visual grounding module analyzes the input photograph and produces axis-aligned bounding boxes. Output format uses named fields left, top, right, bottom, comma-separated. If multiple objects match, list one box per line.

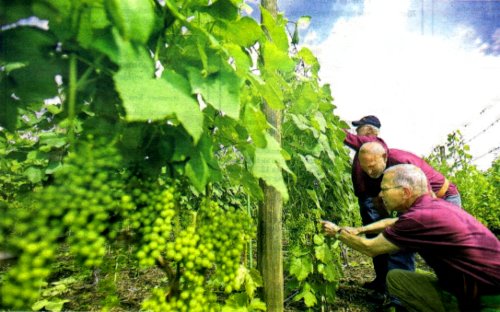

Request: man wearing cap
left=343, top=115, right=413, bottom=295
left=321, top=164, right=499, bottom=312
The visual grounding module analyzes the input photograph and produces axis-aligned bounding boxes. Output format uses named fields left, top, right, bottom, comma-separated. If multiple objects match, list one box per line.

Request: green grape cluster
left=142, top=199, right=254, bottom=311
left=157, top=223, right=216, bottom=312
left=0, top=236, right=57, bottom=308
left=127, top=182, right=177, bottom=267
left=1, top=137, right=126, bottom=309
left=196, top=199, right=254, bottom=293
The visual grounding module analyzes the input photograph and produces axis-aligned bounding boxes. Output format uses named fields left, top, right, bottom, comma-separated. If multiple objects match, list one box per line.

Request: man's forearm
left=357, top=217, right=398, bottom=235
left=336, top=230, right=375, bottom=257
left=321, top=220, right=400, bottom=257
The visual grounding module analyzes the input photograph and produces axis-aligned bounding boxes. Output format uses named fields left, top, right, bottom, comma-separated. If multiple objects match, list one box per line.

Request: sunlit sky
left=269, top=0, right=500, bottom=170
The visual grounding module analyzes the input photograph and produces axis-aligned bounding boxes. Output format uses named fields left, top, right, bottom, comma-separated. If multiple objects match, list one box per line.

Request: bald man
left=321, top=164, right=499, bottom=311
left=358, top=142, right=461, bottom=207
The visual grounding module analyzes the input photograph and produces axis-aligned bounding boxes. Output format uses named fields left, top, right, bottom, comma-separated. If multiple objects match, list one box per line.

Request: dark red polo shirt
left=343, top=130, right=459, bottom=199
left=384, top=195, right=500, bottom=299
left=387, top=149, right=459, bottom=197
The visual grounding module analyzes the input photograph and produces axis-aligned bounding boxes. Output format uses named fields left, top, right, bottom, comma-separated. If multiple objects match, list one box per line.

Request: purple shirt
left=343, top=131, right=388, bottom=199
left=343, top=130, right=459, bottom=199
left=387, top=149, right=459, bottom=197
left=384, top=195, right=500, bottom=298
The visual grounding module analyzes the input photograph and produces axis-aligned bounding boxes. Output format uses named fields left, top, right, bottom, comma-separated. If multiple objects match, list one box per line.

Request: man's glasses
left=380, top=186, right=403, bottom=192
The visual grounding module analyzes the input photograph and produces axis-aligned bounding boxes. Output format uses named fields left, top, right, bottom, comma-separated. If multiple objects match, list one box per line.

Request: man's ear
left=403, top=187, right=412, bottom=198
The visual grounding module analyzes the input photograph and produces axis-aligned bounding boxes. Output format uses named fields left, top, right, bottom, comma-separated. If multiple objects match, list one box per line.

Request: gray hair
left=364, top=124, right=380, bottom=135
left=384, top=164, right=428, bottom=195
left=357, top=124, right=380, bottom=136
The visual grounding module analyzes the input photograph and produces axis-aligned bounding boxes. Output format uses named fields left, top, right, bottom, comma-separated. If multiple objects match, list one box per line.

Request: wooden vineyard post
left=257, top=0, right=284, bottom=311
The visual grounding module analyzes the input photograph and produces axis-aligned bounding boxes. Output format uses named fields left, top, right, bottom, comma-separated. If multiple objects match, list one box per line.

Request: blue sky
left=268, top=0, right=500, bottom=169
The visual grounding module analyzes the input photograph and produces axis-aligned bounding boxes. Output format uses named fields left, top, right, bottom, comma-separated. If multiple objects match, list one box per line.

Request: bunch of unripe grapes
left=196, top=199, right=254, bottom=293
left=1, top=137, right=126, bottom=309
left=125, top=180, right=177, bottom=267
left=142, top=199, right=254, bottom=310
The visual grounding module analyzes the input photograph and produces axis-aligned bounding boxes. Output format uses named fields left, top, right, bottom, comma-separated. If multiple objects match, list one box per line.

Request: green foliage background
left=0, top=0, right=356, bottom=310
left=425, top=131, right=500, bottom=234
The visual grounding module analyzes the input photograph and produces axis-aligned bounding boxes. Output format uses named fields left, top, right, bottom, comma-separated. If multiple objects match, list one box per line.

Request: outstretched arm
left=321, top=220, right=399, bottom=257
left=343, top=130, right=385, bottom=151
left=345, top=217, right=398, bottom=235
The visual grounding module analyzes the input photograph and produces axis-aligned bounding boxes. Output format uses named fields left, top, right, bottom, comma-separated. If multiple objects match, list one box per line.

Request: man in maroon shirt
left=358, top=142, right=462, bottom=207
left=344, top=116, right=413, bottom=294
left=321, top=164, right=500, bottom=311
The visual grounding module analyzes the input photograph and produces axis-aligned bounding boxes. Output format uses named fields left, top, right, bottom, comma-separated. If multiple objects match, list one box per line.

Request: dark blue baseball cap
left=352, top=115, right=381, bottom=128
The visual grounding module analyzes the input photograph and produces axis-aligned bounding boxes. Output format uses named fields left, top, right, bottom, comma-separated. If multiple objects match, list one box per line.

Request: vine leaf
left=252, top=134, right=290, bottom=201
left=0, top=28, right=61, bottom=104
left=260, top=7, right=288, bottom=52
left=224, top=43, right=252, bottom=77
left=188, top=67, right=241, bottom=120
left=261, top=41, right=295, bottom=73
left=114, top=45, right=203, bottom=143
left=185, top=150, right=209, bottom=193
left=214, top=17, right=263, bottom=48
left=243, top=104, right=268, bottom=148
left=246, top=268, right=263, bottom=298
left=104, top=0, right=156, bottom=43
left=293, top=282, right=317, bottom=307
left=248, top=75, right=284, bottom=109
left=319, top=262, right=339, bottom=282
left=289, top=256, right=313, bottom=281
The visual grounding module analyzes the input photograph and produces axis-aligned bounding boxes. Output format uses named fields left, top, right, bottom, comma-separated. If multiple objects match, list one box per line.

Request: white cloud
left=305, top=0, right=500, bottom=169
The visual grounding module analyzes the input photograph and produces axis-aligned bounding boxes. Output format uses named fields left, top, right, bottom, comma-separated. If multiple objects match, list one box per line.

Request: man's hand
left=320, top=220, right=341, bottom=236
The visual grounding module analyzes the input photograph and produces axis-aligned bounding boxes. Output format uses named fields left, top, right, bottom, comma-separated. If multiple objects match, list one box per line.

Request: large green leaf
left=0, top=28, right=61, bottom=103
left=248, top=75, right=283, bottom=110
left=188, top=67, right=241, bottom=120
left=260, top=7, right=288, bottom=52
left=243, top=104, right=268, bottom=148
left=224, top=43, right=252, bottom=77
left=114, top=45, right=203, bottom=143
left=185, top=149, right=209, bottom=193
left=299, top=155, right=326, bottom=182
left=104, top=0, right=156, bottom=43
left=253, top=134, right=289, bottom=201
left=289, top=256, right=313, bottom=281
left=217, top=17, right=263, bottom=47
left=261, top=41, right=295, bottom=73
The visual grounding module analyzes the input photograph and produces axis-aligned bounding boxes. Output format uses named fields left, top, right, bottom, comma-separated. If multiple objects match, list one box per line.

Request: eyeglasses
left=380, top=186, right=403, bottom=192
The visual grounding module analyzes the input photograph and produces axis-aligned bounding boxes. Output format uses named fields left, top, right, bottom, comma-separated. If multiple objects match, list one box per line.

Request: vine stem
left=68, top=53, right=77, bottom=147
left=247, top=193, right=253, bottom=268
